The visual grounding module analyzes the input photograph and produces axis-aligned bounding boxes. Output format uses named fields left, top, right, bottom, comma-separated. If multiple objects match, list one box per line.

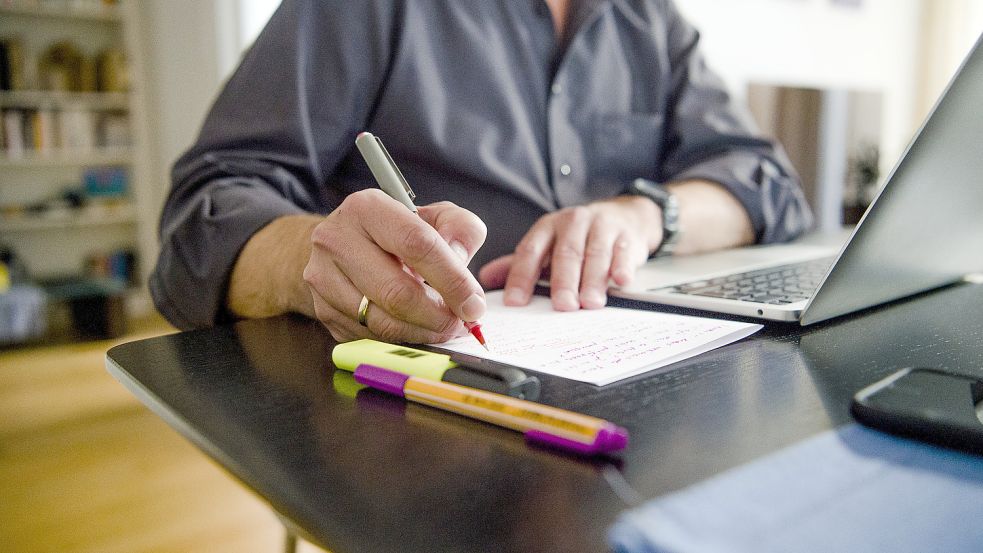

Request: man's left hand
left=478, top=196, right=658, bottom=310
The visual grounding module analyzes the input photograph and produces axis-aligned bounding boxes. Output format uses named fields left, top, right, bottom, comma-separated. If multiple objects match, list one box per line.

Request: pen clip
left=443, top=365, right=541, bottom=400
left=374, top=136, right=416, bottom=203
left=434, top=349, right=541, bottom=400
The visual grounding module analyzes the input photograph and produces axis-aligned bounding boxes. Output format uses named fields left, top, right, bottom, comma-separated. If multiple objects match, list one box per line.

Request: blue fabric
left=0, top=285, right=47, bottom=344
left=609, top=424, right=983, bottom=553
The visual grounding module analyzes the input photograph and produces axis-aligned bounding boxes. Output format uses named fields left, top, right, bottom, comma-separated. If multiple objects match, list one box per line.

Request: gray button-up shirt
left=152, top=0, right=813, bottom=329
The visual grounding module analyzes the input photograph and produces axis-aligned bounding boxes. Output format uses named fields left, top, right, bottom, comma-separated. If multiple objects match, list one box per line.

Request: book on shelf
left=0, top=34, right=128, bottom=95
left=32, top=108, right=56, bottom=151
left=2, top=109, right=24, bottom=155
left=0, top=38, right=26, bottom=92
left=85, top=248, right=137, bottom=286
left=59, top=107, right=96, bottom=150
left=0, top=107, right=128, bottom=156
left=0, top=40, right=10, bottom=91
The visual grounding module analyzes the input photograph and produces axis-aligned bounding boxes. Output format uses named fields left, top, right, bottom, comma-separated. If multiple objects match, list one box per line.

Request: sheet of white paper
left=434, top=291, right=762, bottom=385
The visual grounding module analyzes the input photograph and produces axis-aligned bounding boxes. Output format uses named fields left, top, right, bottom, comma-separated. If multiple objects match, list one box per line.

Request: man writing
left=151, top=0, right=812, bottom=343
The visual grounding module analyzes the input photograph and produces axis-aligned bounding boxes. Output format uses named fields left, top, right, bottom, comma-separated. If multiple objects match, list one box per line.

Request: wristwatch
left=629, top=178, right=681, bottom=257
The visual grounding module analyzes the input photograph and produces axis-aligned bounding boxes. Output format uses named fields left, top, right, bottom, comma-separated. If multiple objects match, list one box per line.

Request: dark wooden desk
left=106, top=281, right=983, bottom=553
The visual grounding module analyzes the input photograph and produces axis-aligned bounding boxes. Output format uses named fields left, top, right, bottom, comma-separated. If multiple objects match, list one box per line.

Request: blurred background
left=0, top=0, right=981, bottom=551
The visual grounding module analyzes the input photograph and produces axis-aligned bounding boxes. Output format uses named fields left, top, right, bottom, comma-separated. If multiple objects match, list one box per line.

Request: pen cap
left=434, top=350, right=541, bottom=400
left=354, top=364, right=410, bottom=397
left=332, top=339, right=457, bottom=381
left=526, top=423, right=629, bottom=455
left=355, top=132, right=417, bottom=212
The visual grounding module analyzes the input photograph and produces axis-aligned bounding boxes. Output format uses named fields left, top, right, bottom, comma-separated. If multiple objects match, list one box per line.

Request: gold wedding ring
left=357, top=295, right=371, bottom=327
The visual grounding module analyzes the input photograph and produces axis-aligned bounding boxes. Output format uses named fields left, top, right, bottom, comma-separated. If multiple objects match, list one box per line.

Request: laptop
left=612, top=33, right=983, bottom=325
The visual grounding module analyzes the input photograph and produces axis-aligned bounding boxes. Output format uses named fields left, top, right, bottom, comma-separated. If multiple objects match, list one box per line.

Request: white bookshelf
left=0, top=89, right=129, bottom=110
left=0, top=147, right=132, bottom=166
left=0, top=0, right=154, bottom=317
left=0, top=202, right=135, bottom=232
left=0, top=0, right=122, bottom=22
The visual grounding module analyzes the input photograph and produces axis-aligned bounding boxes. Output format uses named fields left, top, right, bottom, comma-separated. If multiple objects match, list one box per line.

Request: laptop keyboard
left=670, top=257, right=836, bottom=305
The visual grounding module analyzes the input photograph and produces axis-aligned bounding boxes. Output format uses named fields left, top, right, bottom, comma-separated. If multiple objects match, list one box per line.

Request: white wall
left=137, top=0, right=228, bottom=215
left=676, top=0, right=923, bottom=177
left=237, top=0, right=281, bottom=55
left=137, top=0, right=279, bottom=217
left=918, top=0, right=983, bottom=117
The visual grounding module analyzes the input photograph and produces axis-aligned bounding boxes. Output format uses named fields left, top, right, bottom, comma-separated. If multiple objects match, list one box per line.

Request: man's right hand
left=301, top=189, right=487, bottom=343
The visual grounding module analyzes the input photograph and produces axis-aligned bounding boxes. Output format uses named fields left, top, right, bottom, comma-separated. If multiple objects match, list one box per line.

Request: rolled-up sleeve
left=150, top=0, right=396, bottom=329
left=657, top=0, right=814, bottom=244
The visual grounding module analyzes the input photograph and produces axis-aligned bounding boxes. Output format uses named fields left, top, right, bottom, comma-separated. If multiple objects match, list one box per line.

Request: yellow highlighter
left=0, top=263, right=9, bottom=292
left=332, top=339, right=540, bottom=399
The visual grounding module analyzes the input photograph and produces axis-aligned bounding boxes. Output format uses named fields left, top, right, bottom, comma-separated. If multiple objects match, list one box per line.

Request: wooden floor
left=0, top=316, right=323, bottom=553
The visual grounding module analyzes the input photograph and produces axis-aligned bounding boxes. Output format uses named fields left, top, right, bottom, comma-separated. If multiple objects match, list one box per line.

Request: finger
left=309, top=268, right=464, bottom=345
left=307, top=277, right=369, bottom=342
left=503, top=218, right=555, bottom=306
left=610, top=232, right=645, bottom=286
left=366, top=285, right=467, bottom=344
left=578, top=217, right=619, bottom=309
left=478, top=254, right=514, bottom=290
left=309, top=193, right=463, bottom=337
left=331, top=241, right=464, bottom=338
left=355, top=194, right=486, bottom=323
left=548, top=207, right=592, bottom=311
left=363, top=273, right=467, bottom=342
left=418, top=201, right=487, bottom=264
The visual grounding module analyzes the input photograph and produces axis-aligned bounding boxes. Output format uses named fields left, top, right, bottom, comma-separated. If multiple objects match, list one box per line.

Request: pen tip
left=466, top=321, right=488, bottom=351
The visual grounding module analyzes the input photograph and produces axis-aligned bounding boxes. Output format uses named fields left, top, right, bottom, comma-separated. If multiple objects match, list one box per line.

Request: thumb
left=418, top=202, right=487, bottom=264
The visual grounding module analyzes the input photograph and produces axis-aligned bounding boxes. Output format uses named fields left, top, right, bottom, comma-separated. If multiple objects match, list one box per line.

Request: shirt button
left=551, top=82, right=563, bottom=95
left=559, top=163, right=572, bottom=176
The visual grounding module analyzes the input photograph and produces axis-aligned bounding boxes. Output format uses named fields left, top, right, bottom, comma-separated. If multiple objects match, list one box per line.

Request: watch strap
left=629, top=178, right=681, bottom=257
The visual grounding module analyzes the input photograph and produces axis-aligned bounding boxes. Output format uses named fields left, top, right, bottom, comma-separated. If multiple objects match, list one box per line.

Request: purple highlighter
left=355, top=363, right=629, bottom=456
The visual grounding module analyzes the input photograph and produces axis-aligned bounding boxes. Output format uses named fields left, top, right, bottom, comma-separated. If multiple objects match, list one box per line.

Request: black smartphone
left=851, top=367, right=983, bottom=455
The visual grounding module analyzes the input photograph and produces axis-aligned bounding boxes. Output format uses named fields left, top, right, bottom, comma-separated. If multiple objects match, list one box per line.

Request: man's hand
left=479, top=196, right=657, bottom=311
left=478, top=180, right=755, bottom=310
left=305, top=190, right=487, bottom=342
left=228, top=189, right=487, bottom=344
